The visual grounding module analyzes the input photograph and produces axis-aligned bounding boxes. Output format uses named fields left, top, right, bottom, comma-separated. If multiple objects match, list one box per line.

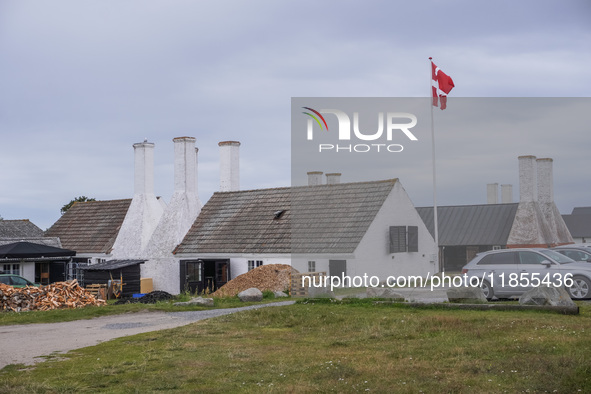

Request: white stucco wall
left=155, top=254, right=292, bottom=294
left=350, top=181, right=437, bottom=281
left=20, top=262, right=36, bottom=282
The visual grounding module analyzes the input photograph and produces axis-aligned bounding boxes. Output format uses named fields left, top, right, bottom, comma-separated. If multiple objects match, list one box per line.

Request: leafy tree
left=61, top=196, right=96, bottom=214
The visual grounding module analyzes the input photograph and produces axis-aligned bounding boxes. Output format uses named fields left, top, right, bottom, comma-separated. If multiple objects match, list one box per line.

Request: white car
left=461, top=248, right=591, bottom=300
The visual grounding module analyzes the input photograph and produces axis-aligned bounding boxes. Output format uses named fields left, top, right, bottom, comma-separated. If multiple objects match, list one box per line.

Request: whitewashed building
left=174, top=171, right=437, bottom=293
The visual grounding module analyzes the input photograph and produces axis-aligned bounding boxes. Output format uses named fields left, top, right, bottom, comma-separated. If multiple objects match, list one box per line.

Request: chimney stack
left=536, top=158, right=553, bottom=204
left=518, top=155, right=537, bottom=202
left=133, top=140, right=156, bottom=196
left=173, top=137, right=197, bottom=194
left=501, top=184, right=513, bottom=203
left=486, top=183, right=498, bottom=204
left=326, top=173, right=341, bottom=185
left=307, top=171, right=323, bottom=186
left=219, top=141, right=240, bottom=192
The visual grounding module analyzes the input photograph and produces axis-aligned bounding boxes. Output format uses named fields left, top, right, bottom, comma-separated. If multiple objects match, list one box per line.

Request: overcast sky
left=1, top=0, right=590, bottom=230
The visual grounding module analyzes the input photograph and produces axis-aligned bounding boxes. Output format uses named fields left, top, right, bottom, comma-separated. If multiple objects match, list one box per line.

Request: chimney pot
left=501, top=184, right=513, bottom=203
left=487, top=183, right=498, bottom=204
left=307, top=171, right=323, bottom=186
left=326, top=173, right=342, bottom=185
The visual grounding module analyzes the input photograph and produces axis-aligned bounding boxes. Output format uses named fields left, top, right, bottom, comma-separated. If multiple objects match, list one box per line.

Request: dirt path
left=0, top=301, right=295, bottom=369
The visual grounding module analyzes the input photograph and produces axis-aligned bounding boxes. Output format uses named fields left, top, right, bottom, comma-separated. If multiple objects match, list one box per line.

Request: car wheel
left=481, top=280, right=494, bottom=300
left=567, top=276, right=591, bottom=300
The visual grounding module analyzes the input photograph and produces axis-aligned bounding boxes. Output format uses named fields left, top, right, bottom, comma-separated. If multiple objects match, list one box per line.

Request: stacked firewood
left=0, top=280, right=106, bottom=312
left=212, top=264, right=299, bottom=297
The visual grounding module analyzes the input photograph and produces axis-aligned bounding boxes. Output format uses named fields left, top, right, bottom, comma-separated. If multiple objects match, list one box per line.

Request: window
left=2, top=264, right=20, bottom=275
left=389, top=226, right=419, bottom=253
left=478, top=252, right=516, bottom=265
left=248, top=260, right=263, bottom=271
left=518, top=251, right=549, bottom=265
left=308, top=261, right=316, bottom=272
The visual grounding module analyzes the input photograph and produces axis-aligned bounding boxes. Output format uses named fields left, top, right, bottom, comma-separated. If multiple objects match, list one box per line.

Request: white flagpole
left=429, top=57, right=440, bottom=273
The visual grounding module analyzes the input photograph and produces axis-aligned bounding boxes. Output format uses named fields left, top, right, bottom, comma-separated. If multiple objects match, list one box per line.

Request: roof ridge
left=417, top=202, right=519, bottom=209
left=213, top=178, right=399, bottom=195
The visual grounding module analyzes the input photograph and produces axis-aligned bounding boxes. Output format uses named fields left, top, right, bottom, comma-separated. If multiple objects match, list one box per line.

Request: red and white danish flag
left=430, top=59, right=455, bottom=110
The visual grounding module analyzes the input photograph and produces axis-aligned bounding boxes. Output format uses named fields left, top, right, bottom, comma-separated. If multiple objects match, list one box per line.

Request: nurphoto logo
left=302, top=107, right=418, bottom=153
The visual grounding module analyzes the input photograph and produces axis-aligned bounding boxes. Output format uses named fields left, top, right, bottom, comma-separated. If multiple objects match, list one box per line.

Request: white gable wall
left=350, top=181, right=437, bottom=280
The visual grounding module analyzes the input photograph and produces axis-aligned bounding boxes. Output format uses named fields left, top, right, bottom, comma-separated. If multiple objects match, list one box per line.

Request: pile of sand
left=212, top=264, right=299, bottom=297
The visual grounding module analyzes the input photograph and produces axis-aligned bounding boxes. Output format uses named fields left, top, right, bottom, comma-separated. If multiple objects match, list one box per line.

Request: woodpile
left=0, top=280, right=106, bottom=312
left=212, top=264, right=299, bottom=298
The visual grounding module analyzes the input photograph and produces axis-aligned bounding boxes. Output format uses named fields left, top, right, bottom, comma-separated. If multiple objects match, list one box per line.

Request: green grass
left=1, top=301, right=590, bottom=393
left=0, top=294, right=289, bottom=326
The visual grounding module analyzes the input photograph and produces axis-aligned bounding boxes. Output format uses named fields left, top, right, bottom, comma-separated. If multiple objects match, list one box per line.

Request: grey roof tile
left=45, top=199, right=132, bottom=254
left=175, top=179, right=397, bottom=255
left=0, top=220, right=44, bottom=239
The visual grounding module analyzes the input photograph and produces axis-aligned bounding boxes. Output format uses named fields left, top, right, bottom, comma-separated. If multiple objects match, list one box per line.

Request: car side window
left=0, top=277, right=10, bottom=285
left=10, top=276, right=29, bottom=286
left=518, top=251, right=548, bottom=265
left=563, top=250, right=583, bottom=260
left=478, top=252, right=515, bottom=265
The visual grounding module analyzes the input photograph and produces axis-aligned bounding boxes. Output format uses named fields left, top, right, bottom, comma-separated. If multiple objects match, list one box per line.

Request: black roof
left=0, top=241, right=76, bottom=259
left=416, top=203, right=519, bottom=246
left=572, top=207, right=591, bottom=215
left=562, top=214, right=591, bottom=238
left=80, top=259, right=145, bottom=271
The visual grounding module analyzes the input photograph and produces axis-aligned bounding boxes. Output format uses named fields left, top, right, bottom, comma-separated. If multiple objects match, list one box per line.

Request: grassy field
left=1, top=299, right=590, bottom=393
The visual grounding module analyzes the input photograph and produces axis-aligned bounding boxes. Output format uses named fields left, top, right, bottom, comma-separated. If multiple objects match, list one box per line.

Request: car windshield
left=539, top=249, right=577, bottom=264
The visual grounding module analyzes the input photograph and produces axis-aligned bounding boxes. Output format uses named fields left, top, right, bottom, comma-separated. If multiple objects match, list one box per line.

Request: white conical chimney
left=143, top=137, right=203, bottom=293
left=112, top=140, right=164, bottom=259
left=536, top=158, right=573, bottom=246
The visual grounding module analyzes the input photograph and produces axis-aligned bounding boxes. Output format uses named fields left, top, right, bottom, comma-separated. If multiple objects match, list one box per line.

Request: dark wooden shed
left=80, top=259, right=144, bottom=297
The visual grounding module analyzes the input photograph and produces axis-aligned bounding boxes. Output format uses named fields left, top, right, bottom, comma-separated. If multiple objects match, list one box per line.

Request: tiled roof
left=0, top=237, right=62, bottom=248
left=416, top=203, right=519, bottom=246
left=0, top=220, right=44, bottom=239
left=45, top=199, right=132, bottom=254
left=175, top=179, right=397, bottom=255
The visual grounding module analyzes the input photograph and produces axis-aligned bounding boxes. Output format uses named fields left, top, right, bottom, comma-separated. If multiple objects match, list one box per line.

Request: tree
left=61, top=196, right=96, bottom=214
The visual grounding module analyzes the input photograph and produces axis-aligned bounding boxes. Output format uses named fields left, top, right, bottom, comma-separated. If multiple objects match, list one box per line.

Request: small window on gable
left=389, top=226, right=419, bottom=253
left=389, top=226, right=407, bottom=253
left=308, top=261, right=316, bottom=272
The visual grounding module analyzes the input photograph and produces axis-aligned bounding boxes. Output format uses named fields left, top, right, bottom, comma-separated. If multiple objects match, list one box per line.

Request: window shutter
left=389, top=226, right=406, bottom=253
left=408, top=226, right=418, bottom=252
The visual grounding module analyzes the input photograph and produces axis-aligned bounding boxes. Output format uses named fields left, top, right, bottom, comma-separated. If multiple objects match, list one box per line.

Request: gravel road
left=0, top=301, right=295, bottom=369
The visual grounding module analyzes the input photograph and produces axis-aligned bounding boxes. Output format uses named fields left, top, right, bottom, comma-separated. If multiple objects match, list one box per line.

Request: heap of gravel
left=113, top=290, right=174, bottom=305
left=212, top=264, right=298, bottom=298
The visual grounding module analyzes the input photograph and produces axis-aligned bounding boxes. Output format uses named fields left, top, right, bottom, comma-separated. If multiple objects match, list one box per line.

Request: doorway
left=180, top=259, right=230, bottom=294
